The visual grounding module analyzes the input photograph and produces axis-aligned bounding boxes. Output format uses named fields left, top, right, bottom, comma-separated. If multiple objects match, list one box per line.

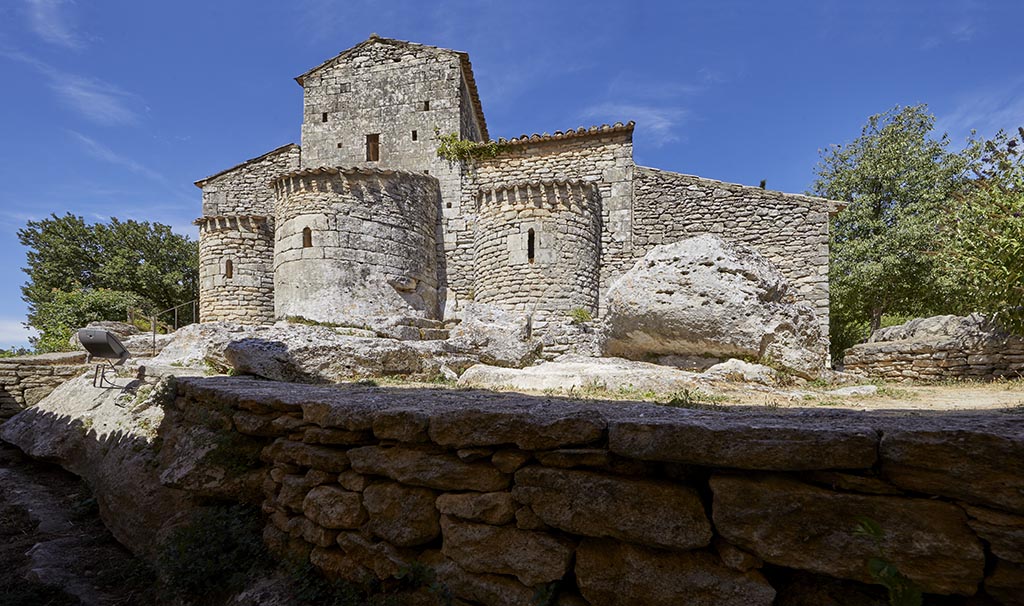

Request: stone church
left=195, top=35, right=834, bottom=340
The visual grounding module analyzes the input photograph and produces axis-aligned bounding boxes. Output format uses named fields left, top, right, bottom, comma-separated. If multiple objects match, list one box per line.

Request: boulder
left=446, top=302, right=542, bottom=368
left=152, top=321, right=478, bottom=381
left=602, top=234, right=827, bottom=377
left=302, top=486, right=366, bottom=529
left=699, top=359, right=782, bottom=386
left=458, top=355, right=701, bottom=393
left=710, top=473, right=985, bottom=595
left=512, top=466, right=712, bottom=551
left=0, top=372, right=195, bottom=558
left=575, top=538, right=775, bottom=606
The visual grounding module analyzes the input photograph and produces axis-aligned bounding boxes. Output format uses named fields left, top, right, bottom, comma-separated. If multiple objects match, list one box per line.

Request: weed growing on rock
left=568, top=307, right=593, bottom=324
left=663, top=389, right=730, bottom=411
left=854, top=517, right=923, bottom=606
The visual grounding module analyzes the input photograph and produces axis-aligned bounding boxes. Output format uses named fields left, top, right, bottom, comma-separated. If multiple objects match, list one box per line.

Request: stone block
left=710, top=473, right=984, bottom=595
left=512, top=466, right=711, bottom=550
left=302, top=485, right=367, bottom=529
left=348, top=445, right=509, bottom=492
left=440, top=516, right=574, bottom=587
left=435, top=492, right=516, bottom=525
left=363, top=482, right=439, bottom=547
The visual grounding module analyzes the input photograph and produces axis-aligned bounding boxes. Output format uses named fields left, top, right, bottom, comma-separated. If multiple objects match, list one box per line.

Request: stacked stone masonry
left=0, top=352, right=87, bottom=420
left=271, top=167, right=442, bottom=324
left=844, top=337, right=1024, bottom=381
left=176, top=376, right=1024, bottom=606
left=195, top=35, right=838, bottom=363
left=196, top=216, right=276, bottom=324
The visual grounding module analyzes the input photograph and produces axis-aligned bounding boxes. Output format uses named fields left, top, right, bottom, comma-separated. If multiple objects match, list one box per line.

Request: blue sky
left=1, top=0, right=1022, bottom=348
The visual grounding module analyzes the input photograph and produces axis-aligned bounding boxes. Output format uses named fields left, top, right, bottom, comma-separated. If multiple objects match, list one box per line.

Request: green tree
left=946, top=128, right=1024, bottom=333
left=18, top=214, right=198, bottom=351
left=812, top=105, right=970, bottom=356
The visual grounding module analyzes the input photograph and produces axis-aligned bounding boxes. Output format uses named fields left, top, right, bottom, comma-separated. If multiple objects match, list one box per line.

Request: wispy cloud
left=25, top=0, right=84, bottom=50
left=0, top=318, right=37, bottom=349
left=1, top=50, right=139, bottom=126
left=582, top=103, right=691, bottom=146
left=937, top=79, right=1024, bottom=143
left=68, top=131, right=168, bottom=184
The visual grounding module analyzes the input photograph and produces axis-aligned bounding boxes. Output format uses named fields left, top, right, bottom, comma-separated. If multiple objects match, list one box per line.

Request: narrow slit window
left=411, top=130, right=418, bottom=141
left=337, top=142, right=343, bottom=148
left=421, top=100, right=430, bottom=111
left=527, top=229, right=536, bottom=264
left=365, top=134, right=380, bottom=161
left=321, top=112, right=328, bottom=123
left=302, top=227, right=313, bottom=248
left=225, top=259, right=233, bottom=279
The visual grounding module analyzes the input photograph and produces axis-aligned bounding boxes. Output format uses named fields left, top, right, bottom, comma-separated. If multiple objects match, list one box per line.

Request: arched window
left=302, top=227, right=312, bottom=248
left=225, top=259, right=233, bottom=279
left=527, top=228, right=536, bottom=264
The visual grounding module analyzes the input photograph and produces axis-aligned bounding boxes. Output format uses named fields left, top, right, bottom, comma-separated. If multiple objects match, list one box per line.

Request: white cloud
left=582, top=103, right=690, bottom=146
left=937, top=80, right=1024, bottom=143
left=68, top=131, right=168, bottom=184
left=1, top=50, right=139, bottom=126
left=25, top=0, right=83, bottom=50
left=0, top=319, right=36, bottom=349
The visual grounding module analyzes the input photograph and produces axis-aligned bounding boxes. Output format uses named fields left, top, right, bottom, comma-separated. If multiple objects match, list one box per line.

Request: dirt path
left=0, top=442, right=155, bottom=606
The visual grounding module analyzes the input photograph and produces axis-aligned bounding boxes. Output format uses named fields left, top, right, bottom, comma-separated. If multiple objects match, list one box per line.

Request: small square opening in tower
left=411, top=130, right=418, bottom=141
left=421, top=100, right=430, bottom=111
left=365, top=134, right=380, bottom=161
left=321, top=112, right=328, bottom=123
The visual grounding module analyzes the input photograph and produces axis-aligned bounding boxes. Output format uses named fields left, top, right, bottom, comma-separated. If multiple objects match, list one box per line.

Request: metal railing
left=127, top=299, right=198, bottom=353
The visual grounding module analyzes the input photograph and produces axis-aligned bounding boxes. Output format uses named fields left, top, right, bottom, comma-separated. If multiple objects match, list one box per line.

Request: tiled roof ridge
left=492, top=121, right=635, bottom=146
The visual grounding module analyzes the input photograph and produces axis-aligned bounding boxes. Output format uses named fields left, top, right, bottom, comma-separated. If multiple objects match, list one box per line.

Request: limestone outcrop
left=446, top=303, right=542, bottom=368
left=843, top=313, right=1024, bottom=380
left=602, top=234, right=827, bottom=377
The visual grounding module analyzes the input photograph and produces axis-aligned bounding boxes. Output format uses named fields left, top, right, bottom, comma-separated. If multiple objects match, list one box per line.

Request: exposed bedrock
left=602, top=234, right=828, bottom=377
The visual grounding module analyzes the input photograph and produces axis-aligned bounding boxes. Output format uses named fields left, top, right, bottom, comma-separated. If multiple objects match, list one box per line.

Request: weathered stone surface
left=302, top=485, right=366, bottom=529
left=309, top=546, right=372, bottom=583
left=428, top=404, right=606, bottom=451
left=515, top=506, right=547, bottom=531
left=458, top=355, right=700, bottom=394
left=714, top=537, right=763, bottom=572
left=440, top=516, right=574, bottom=587
left=711, top=474, right=985, bottom=595
left=0, top=373, right=194, bottom=558
left=337, top=470, right=370, bottom=492
left=291, top=516, right=338, bottom=547
left=535, top=448, right=611, bottom=468
left=513, top=466, right=711, bottom=550
left=771, top=571, right=888, bottom=606
left=962, top=504, right=1024, bottom=564
left=424, top=552, right=535, bottom=606
left=372, top=408, right=430, bottom=442
left=435, top=492, right=515, bottom=525
left=362, top=482, right=439, bottom=547
left=446, top=303, right=542, bottom=368
left=348, top=445, right=509, bottom=491
left=699, top=358, right=782, bottom=386
left=609, top=410, right=878, bottom=470
left=879, top=415, right=1024, bottom=514
left=336, top=532, right=413, bottom=580
left=986, top=559, right=1024, bottom=606
left=602, top=235, right=827, bottom=376
left=491, top=449, right=531, bottom=474
left=262, top=438, right=349, bottom=472
left=575, top=539, right=775, bottom=606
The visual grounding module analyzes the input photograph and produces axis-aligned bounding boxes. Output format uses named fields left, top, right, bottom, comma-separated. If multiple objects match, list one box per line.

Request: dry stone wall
left=196, top=216, right=275, bottom=324
left=0, top=352, right=87, bottom=419
left=843, top=315, right=1024, bottom=380
left=631, top=167, right=833, bottom=340
left=473, top=180, right=601, bottom=322
left=175, top=376, right=1024, bottom=605
left=271, top=167, right=442, bottom=325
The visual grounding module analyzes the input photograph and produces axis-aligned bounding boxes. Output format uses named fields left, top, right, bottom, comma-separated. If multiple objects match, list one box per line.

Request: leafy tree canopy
left=18, top=214, right=198, bottom=351
left=812, top=104, right=971, bottom=356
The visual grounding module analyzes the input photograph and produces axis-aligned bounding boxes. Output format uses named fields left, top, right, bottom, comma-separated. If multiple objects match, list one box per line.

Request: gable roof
left=294, top=35, right=489, bottom=141
left=194, top=143, right=299, bottom=188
